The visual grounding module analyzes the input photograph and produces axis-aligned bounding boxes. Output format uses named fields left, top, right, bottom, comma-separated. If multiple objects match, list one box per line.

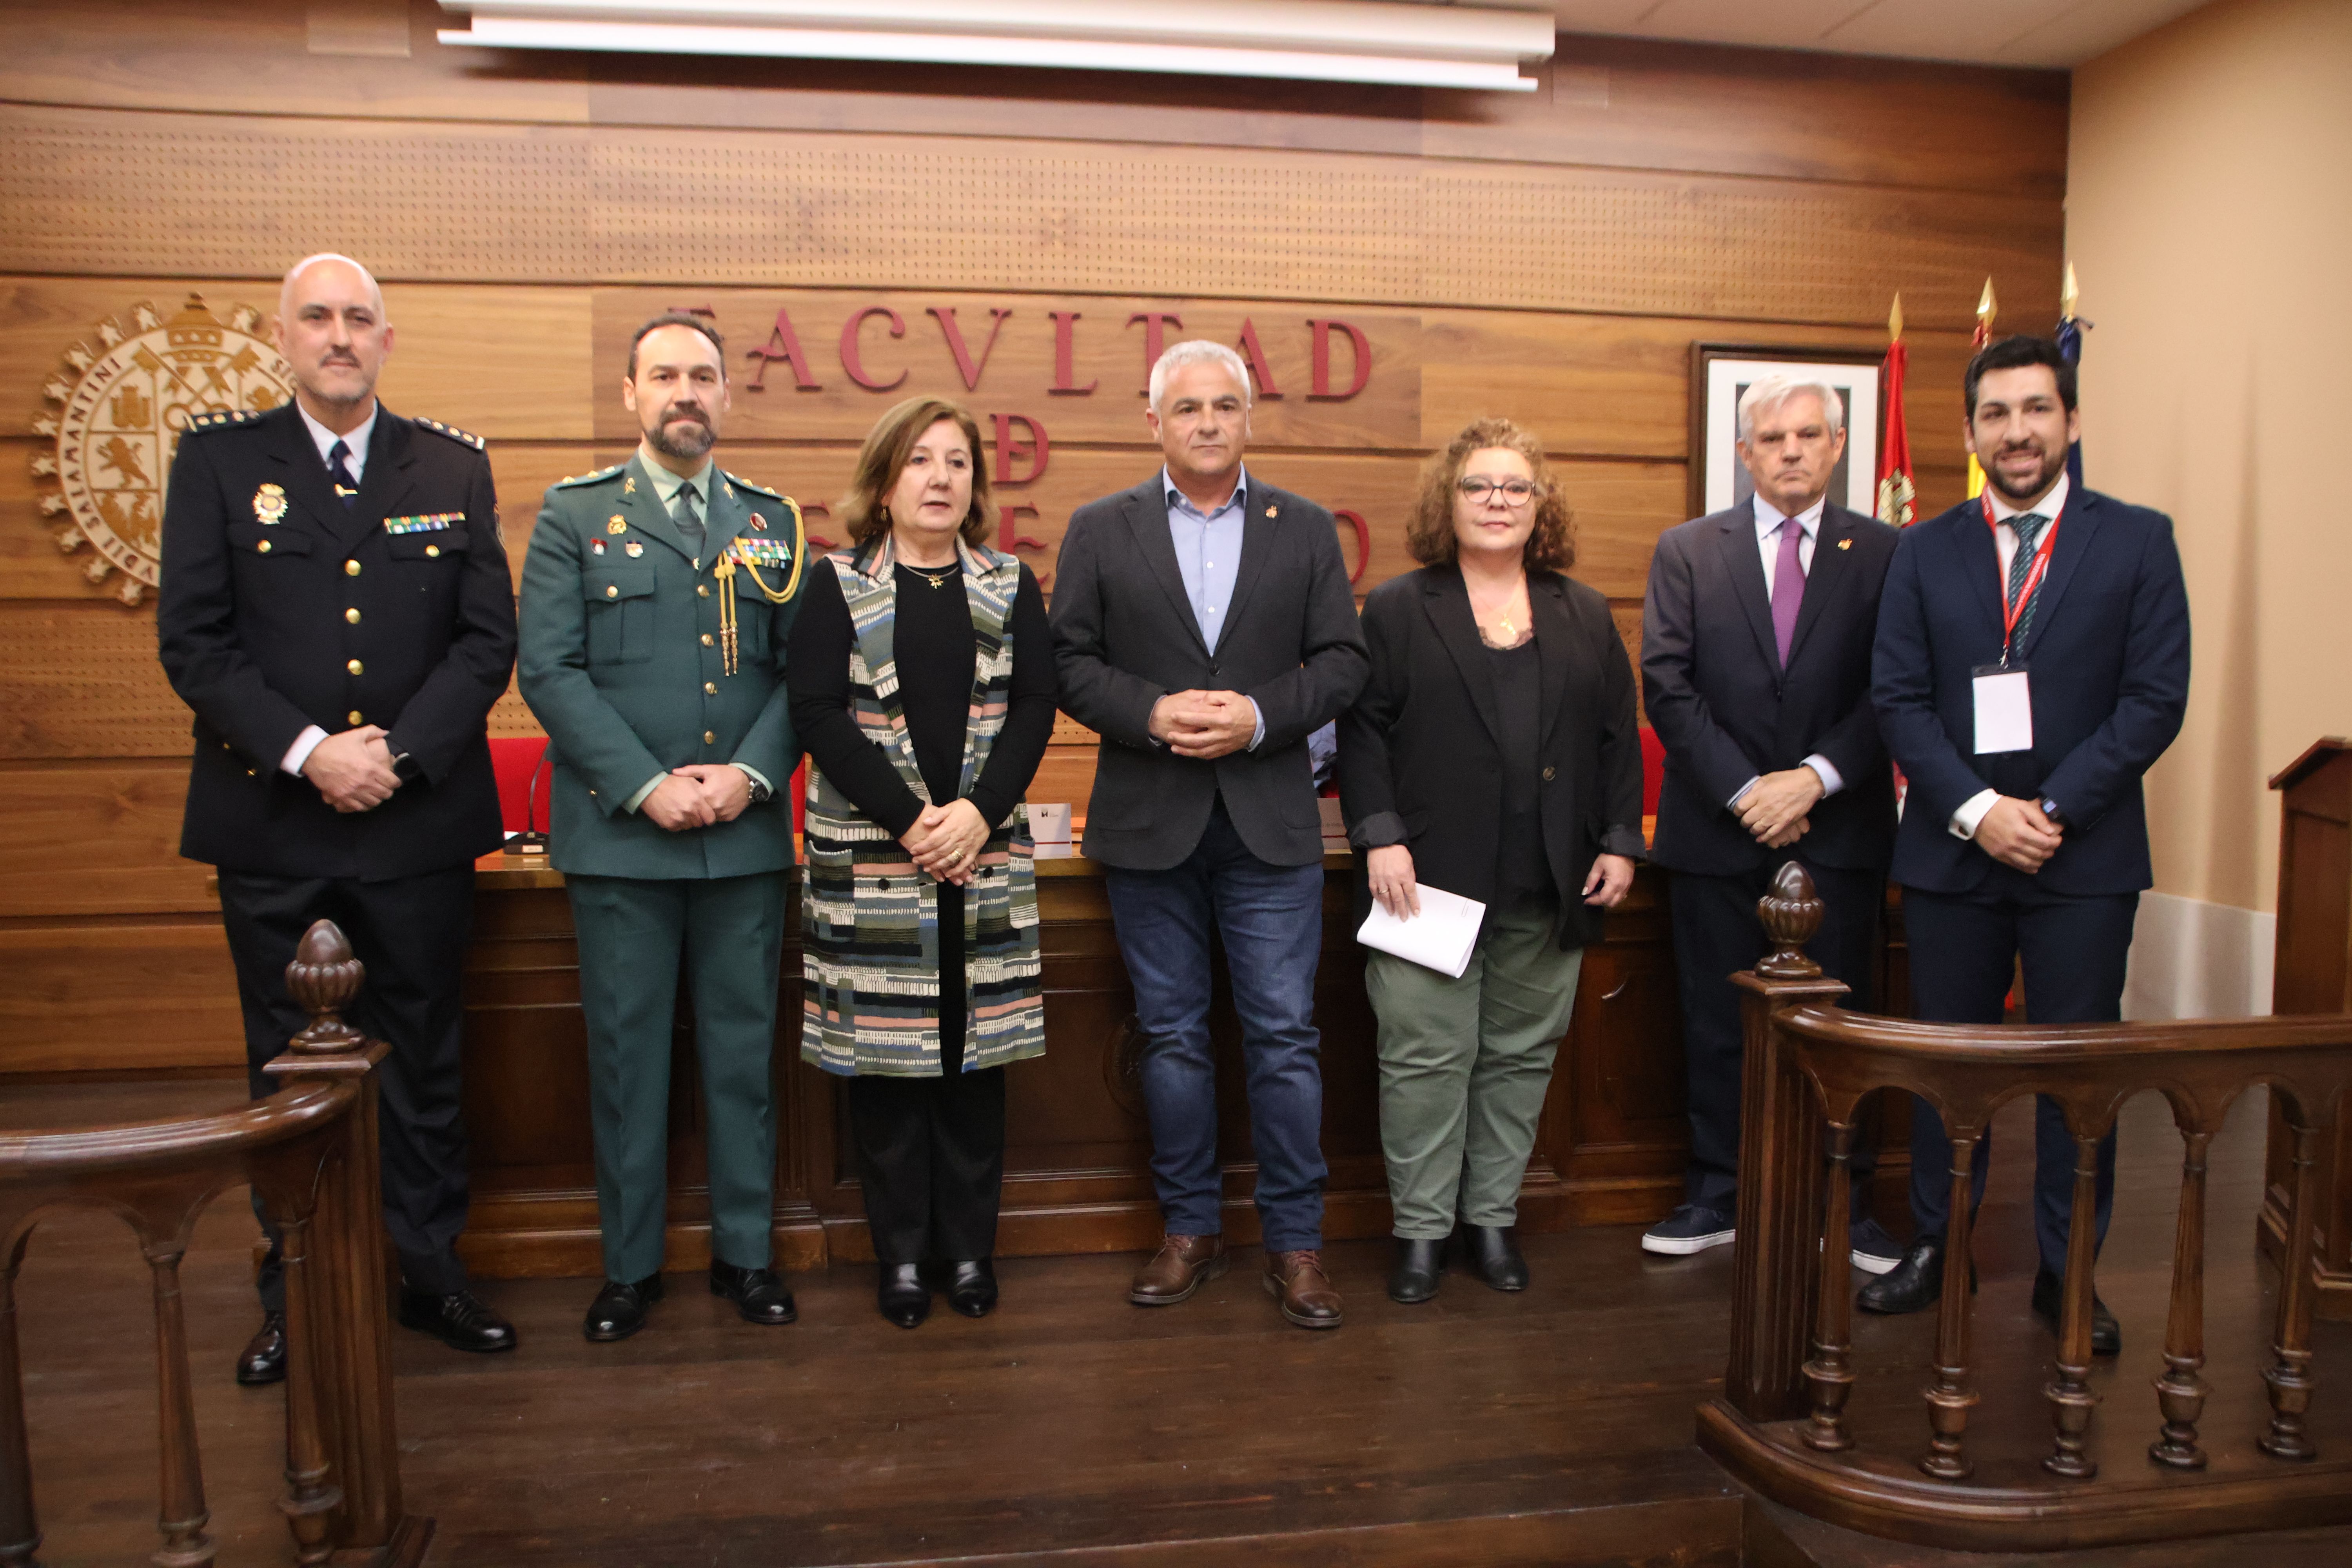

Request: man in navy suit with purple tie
left=1860, top=334, right=2191, bottom=1355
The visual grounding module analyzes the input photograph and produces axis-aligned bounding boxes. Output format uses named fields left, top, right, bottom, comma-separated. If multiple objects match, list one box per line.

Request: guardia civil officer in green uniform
left=518, top=312, right=807, bottom=1342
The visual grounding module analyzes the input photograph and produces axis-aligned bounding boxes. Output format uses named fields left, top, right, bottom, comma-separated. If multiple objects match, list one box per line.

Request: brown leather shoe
left=1263, top=1249, right=1344, bottom=1330
left=1129, top=1234, right=1227, bottom=1306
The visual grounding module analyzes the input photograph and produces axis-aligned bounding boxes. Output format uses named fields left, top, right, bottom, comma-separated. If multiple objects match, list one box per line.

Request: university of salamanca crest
left=31, top=295, right=295, bottom=606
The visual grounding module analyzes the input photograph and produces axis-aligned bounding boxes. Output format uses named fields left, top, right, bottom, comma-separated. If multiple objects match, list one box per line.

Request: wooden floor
left=3, top=1080, right=2345, bottom=1566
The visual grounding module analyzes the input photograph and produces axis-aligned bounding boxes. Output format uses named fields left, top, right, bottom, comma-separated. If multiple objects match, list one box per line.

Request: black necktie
left=2006, top=511, right=2050, bottom=645
left=327, top=439, right=359, bottom=510
left=673, top=481, right=705, bottom=559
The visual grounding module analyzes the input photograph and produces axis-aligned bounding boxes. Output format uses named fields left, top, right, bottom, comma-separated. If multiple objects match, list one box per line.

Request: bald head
left=273, top=253, right=393, bottom=430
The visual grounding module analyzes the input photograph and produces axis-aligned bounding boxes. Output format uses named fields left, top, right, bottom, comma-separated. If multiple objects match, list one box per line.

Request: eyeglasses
left=1458, top=477, right=1537, bottom=505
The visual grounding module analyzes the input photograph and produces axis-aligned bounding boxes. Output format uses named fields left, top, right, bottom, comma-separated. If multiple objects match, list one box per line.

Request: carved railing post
left=1802, top=1118, right=1858, bottom=1451
left=2151, top=1127, right=2213, bottom=1469
left=0, top=1229, right=36, bottom=1568
left=1921, top=1129, right=1982, bottom=1480
left=2044, top=1130, right=2107, bottom=1479
left=2261, top=1111, right=2325, bottom=1461
left=146, top=1242, right=213, bottom=1566
left=1726, top=863, right=1850, bottom=1421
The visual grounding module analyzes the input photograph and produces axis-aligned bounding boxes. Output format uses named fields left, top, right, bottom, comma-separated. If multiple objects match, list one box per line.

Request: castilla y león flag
left=1877, top=295, right=1916, bottom=528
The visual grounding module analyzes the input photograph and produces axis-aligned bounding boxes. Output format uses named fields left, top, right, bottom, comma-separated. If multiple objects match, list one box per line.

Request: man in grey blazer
left=1051, top=340, right=1368, bottom=1328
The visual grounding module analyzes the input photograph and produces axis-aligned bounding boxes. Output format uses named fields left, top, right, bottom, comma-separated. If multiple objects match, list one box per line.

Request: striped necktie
left=2006, top=512, right=2050, bottom=646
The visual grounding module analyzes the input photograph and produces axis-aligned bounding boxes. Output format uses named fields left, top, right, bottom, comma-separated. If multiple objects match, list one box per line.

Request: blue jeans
left=1104, top=799, right=1329, bottom=1251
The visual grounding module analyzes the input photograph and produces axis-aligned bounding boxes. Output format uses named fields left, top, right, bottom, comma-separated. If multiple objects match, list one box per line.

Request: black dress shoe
left=878, top=1262, right=930, bottom=1329
left=1856, top=1238, right=1976, bottom=1315
left=236, top=1311, right=287, bottom=1386
left=1457, top=1224, right=1529, bottom=1292
left=583, top=1274, right=664, bottom=1342
left=710, top=1261, right=797, bottom=1326
left=2032, top=1268, right=2122, bottom=1356
left=1387, top=1238, right=1445, bottom=1304
left=397, top=1288, right=518, bottom=1354
left=946, top=1259, right=998, bottom=1319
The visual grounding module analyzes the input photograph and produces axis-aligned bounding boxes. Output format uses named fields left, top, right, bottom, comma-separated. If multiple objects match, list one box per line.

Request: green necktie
left=2006, top=512, right=2049, bottom=647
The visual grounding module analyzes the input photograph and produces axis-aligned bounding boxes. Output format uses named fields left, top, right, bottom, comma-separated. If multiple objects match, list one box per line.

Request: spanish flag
left=1876, top=295, right=1916, bottom=528
left=2056, top=262, right=2085, bottom=488
left=1965, top=277, right=1996, bottom=499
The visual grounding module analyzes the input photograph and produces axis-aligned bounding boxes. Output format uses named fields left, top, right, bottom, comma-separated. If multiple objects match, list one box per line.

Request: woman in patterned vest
left=787, top=396, right=1054, bottom=1328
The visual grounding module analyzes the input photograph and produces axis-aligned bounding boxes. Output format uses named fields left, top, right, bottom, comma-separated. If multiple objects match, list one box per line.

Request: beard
left=1986, top=442, right=2065, bottom=504
left=649, top=410, right=714, bottom=461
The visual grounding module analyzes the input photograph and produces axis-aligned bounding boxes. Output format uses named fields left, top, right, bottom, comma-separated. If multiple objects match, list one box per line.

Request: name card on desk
left=1357, top=884, right=1485, bottom=979
left=1319, top=797, right=1349, bottom=853
left=1029, top=802, right=1075, bottom=858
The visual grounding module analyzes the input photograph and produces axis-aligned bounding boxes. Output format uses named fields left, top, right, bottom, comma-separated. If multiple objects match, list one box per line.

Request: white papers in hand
left=1356, top=884, right=1486, bottom=979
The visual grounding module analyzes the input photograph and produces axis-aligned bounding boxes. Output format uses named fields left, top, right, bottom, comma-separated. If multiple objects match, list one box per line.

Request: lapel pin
left=608, top=516, right=627, bottom=534
left=1837, top=538, right=1852, bottom=550
left=591, top=539, right=606, bottom=555
left=625, top=540, right=644, bottom=557
left=623, top=475, right=637, bottom=495
left=1265, top=506, right=1278, bottom=518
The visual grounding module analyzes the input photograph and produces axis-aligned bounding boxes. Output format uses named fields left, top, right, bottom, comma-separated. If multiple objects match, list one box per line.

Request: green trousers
left=1364, top=895, right=1584, bottom=1240
left=567, top=871, right=785, bottom=1282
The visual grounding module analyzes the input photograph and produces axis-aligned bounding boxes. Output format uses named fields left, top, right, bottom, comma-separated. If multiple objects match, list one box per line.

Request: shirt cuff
left=1950, top=788, right=1999, bottom=841
left=281, top=725, right=328, bottom=777
left=1802, top=754, right=1844, bottom=798
left=624, top=773, right=666, bottom=814
left=731, top=762, right=772, bottom=799
left=1245, top=699, right=1266, bottom=752
left=1728, top=775, right=1760, bottom=809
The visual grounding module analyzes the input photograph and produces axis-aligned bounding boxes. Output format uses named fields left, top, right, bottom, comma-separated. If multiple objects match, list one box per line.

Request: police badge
left=254, top=483, right=288, bottom=525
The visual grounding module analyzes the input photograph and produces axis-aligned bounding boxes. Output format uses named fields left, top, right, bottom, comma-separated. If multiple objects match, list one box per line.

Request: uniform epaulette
left=412, top=416, right=487, bottom=451
left=722, top=471, right=789, bottom=503
left=553, top=464, right=626, bottom=489
left=186, top=408, right=267, bottom=433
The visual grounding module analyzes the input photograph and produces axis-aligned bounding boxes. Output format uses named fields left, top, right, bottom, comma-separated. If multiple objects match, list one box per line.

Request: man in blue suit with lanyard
left=1860, top=334, right=2190, bottom=1354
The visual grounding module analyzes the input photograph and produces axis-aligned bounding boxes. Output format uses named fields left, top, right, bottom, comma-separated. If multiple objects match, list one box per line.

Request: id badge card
left=1972, top=662, right=2033, bottom=755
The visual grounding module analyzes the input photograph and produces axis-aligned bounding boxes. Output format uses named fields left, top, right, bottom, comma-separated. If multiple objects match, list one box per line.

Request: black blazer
left=1641, top=499, right=1899, bottom=877
left=1337, top=566, right=1645, bottom=951
left=1051, top=474, right=1369, bottom=870
left=158, top=401, right=517, bottom=879
left=1872, top=489, right=2190, bottom=897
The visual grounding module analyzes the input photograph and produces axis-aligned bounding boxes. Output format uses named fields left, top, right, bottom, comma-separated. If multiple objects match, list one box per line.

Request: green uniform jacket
left=518, top=453, right=806, bottom=880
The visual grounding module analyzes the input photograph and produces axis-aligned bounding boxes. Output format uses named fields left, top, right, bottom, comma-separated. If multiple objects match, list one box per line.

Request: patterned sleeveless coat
left=799, top=534, right=1046, bottom=1077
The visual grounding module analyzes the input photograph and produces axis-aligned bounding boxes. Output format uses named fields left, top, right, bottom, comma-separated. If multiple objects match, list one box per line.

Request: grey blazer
left=1050, top=475, right=1369, bottom=870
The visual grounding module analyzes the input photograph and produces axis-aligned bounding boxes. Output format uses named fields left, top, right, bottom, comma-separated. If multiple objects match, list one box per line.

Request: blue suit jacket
left=1870, top=488, right=2190, bottom=897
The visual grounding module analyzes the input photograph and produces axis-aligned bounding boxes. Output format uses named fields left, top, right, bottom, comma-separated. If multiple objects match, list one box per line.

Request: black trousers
left=846, top=880, right=1008, bottom=1265
left=1670, top=853, right=1885, bottom=1212
left=218, top=865, right=476, bottom=1308
left=1904, top=882, right=2139, bottom=1278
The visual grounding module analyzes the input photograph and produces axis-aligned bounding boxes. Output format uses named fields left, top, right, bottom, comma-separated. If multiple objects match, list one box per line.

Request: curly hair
left=1404, top=417, right=1573, bottom=573
left=836, top=396, right=994, bottom=550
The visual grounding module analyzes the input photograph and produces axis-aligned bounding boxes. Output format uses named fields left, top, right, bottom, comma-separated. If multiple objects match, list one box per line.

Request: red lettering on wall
left=928, top=306, right=1013, bottom=391
left=1049, top=310, right=1097, bottom=395
left=1308, top=319, right=1372, bottom=401
left=998, top=503, right=1048, bottom=557
left=1234, top=319, right=1285, bottom=399
left=840, top=306, right=909, bottom=392
left=1127, top=311, right=1183, bottom=396
left=1333, top=508, right=1371, bottom=585
left=744, top=308, right=820, bottom=391
left=800, top=501, right=839, bottom=553
left=991, top=414, right=1050, bottom=485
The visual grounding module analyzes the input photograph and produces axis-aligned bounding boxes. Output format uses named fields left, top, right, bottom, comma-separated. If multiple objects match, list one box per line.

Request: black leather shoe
left=236, top=1311, right=287, bottom=1386
left=398, top=1288, right=518, bottom=1354
left=583, top=1274, right=664, bottom=1342
left=1457, top=1224, right=1529, bottom=1292
left=710, top=1261, right=797, bottom=1326
left=2032, top=1268, right=2122, bottom=1356
left=1387, top=1238, right=1445, bottom=1304
left=1857, top=1238, right=1976, bottom=1315
left=946, top=1259, right=998, bottom=1318
left=878, top=1262, right=929, bottom=1329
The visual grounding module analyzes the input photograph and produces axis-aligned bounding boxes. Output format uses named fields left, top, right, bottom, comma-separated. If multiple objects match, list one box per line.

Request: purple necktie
left=1771, top=518, right=1806, bottom=666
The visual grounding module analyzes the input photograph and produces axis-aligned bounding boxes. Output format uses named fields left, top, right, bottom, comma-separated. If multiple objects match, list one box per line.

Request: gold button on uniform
left=696, top=584, right=710, bottom=598
left=347, top=659, right=364, bottom=675
left=606, top=585, right=619, bottom=599
left=345, top=560, right=361, bottom=577
left=703, top=730, right=715, bottom=744
left=701, top=633, right=714, bottom=646
left=425, top=544, right=441, bottom=558
left=257, top=539, right=272, bottom=554
left=1541, top=766, right=1556, bottom=781
left=345, top=608, right=361, bottom=624
left=704, top=682, right=717, bottom=695
left=347, top=710, right=363, bottom=725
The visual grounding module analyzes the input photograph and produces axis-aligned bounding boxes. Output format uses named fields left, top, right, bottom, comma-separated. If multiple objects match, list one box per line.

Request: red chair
left=487, top=736, right=552, bottom=839
left=1639, top=724, right=1665, bottom=818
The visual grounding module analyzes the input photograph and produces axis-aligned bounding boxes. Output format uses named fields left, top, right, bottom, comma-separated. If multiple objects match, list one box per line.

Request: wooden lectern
left=2262, top=737, right=2352, bottom=1318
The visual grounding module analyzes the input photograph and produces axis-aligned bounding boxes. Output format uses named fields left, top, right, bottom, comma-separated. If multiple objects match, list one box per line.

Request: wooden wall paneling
left=0, top=601, right=192, bottom=758
left=0, top=918, right=241, bottom=1074
left=0, top=761, right=209, bottom=918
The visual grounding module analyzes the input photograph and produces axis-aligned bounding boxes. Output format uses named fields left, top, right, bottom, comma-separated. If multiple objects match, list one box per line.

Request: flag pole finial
left=1888, top=292, right=1904, bottom=341
left=2060, top=261, right=2080, bottom=321
left=1976, top=276, right=1998, bottom=329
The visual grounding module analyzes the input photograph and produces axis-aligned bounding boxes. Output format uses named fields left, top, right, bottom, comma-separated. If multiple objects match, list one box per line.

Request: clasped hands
left=1975, top=795, right=2063, bottom=873
left=1149, top=690, right=1257, bottom=760
left=900, top=799, right=990, bottom=886
left=302, top=724, right=401, bottom=814
left=1735, top=766, right=1824, bottom=849
left=642, top=764, right=754, bottom=831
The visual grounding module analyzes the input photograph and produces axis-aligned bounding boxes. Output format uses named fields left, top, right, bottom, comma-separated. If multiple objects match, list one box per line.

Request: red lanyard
left=1983, top=492, right=2062, bottom=665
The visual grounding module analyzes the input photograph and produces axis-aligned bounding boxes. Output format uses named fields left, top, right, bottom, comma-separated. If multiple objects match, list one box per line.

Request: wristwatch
left=741, top=769, right=773, bottom=806
left=2039, top=797, right=2066, bottom=827
left=388, top=746, right=423, bottom=785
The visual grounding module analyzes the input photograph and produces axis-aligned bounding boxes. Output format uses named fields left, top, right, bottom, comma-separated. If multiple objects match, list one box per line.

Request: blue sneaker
left=1849, top=1216, right=1904, bottom=1275
left=1642, top=1203, right=1735, bottom=1256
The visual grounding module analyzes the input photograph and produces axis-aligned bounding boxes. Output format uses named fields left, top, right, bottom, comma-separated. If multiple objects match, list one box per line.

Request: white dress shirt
left=279, top=401, right=382, bottom=776
left=1949, top=472, right=2071, bottom=841
left=1158, top=464, right=1265, bottom=752
left=1729, top=492, right=1842, bottom=809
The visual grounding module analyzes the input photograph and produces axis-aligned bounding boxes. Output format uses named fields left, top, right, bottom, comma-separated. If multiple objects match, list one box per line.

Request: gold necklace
left=904, top=561, right=954, bottom=589
left=1468, top=576, right=1528, bottom=642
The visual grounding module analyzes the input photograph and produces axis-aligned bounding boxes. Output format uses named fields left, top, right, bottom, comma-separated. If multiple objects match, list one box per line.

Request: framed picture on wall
left=1687, top=344, right=1882, bottom=522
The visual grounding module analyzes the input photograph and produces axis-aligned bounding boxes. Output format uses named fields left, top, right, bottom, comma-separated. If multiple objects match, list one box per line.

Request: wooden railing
left=1699, top=864, right=2352, bottom=1553
left=0, top=922, right=430, bottom=1568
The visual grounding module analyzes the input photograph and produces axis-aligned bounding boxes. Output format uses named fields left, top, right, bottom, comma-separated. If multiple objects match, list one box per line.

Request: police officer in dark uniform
left=158, top=253, right=521, bottom=1381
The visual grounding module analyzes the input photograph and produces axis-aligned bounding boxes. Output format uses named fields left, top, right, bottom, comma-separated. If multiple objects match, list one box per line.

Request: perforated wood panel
left=0, top=107, right=2060, bottom=329
left=0, top=603, right=192, bottom=757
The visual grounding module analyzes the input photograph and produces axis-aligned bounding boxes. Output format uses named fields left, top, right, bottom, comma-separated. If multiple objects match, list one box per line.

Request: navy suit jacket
left=1870, top=488, right=2190, bottom=897
left=1642, top=498, right=1900, bottom=876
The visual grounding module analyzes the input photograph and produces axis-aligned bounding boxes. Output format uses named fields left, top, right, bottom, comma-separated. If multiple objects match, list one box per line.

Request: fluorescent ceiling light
left=436, top=2, right=1555, bottom=91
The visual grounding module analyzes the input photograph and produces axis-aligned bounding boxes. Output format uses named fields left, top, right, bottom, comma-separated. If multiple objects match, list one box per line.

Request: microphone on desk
left=503, top=750, right=552, bottom=857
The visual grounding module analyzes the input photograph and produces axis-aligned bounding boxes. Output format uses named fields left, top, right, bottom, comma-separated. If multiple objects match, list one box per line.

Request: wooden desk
left=453, top=848, right=1724, bottom=1278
